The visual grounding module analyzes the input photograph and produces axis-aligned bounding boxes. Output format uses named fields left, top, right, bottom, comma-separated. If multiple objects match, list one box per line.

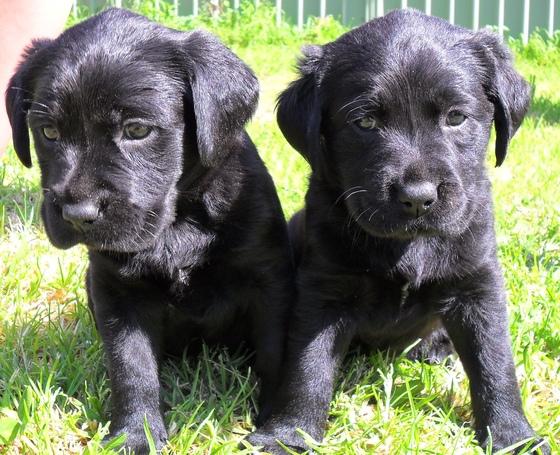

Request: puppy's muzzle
left=61, top=200, right=100, bottom=231
left=396, top=181, right=438, bottom=217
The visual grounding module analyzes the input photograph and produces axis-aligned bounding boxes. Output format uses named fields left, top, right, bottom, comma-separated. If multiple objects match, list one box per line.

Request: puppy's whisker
left=336, top=95, right=371, bottom=115
left=354, top=207, right=371, bottom=223
left=347, top=104, right=369, bottom=116
left=344, top=104, right=371, bottom=119
left=344, top=189, right=368, bottom=201
left=9, top=86, right=34, bottom=95
left=23, top=95, right=54, bottom=107
left=367, top=209, right=379, bottom=223
left=346, top=207, right=363, bottom=231
left=28, top=109, right=55, bottom=118
left=30, top=100, right=51, bottom=110
left=333, top=186, right=364, bottom=206
left=344, top=103, right=369, bottom=114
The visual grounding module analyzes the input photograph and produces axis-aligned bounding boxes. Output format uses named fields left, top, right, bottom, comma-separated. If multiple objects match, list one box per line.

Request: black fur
left=5, top=8, right=293, bottom=454
left=248, top=9, right=549, bottom=455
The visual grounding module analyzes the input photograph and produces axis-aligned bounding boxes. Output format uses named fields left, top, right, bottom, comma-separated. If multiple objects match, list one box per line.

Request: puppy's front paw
left=244, top=429, right=308, bottom=455
left=104, top=424, right=167, bottom=454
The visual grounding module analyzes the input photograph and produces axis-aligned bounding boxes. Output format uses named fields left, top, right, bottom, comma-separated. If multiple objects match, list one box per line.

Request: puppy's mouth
left=356, top=216, right=443, bottom=240
left=349, top=199, right=469, bottom=240
left=42, top=195, right=168, bottom=253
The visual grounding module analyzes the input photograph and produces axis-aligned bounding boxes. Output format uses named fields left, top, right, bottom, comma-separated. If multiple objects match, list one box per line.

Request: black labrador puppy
left=248, top=9, right=549, bottom=455
left=5, top=8, right=293, bottom=454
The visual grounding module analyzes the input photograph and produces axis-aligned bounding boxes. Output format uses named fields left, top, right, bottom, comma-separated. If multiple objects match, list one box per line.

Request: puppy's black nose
left=398, top=181, right=437, bottom=217
left=62, top=201, right=99, bottom=230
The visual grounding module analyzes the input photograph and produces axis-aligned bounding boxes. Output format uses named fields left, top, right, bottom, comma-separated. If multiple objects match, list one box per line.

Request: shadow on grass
left=528, top=96, right=560, bottom=124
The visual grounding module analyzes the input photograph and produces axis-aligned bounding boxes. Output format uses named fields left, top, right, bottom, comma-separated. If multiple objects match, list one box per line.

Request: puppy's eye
left=355, top=116, right=377, bottom=130
left=124, top=123, right=151, bottom=140
left=446, top=110, right=467, bottom=127
left=42, top=125, right=60, bottom=141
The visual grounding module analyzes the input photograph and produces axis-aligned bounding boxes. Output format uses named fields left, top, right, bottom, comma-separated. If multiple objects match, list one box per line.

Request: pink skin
left=0, top=0, right=72, bottom=155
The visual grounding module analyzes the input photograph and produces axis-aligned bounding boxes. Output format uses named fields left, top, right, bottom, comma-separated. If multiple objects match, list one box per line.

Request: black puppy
left=249, top=9, right=549, bottom=455
left=6, top=8, right=293, bottom=454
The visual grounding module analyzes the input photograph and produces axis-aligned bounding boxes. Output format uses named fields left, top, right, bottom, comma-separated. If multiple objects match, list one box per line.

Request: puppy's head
left=5, top=8, right=258, bottom=251
left=278, top=9, right=529, bottom=240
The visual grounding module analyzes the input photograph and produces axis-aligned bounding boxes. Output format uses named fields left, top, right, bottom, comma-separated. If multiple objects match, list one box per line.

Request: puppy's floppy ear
left=4, top=39, right=51, bottom=168
left=277, top=45, right=324, bottom=171
left=473, top=30, right=530, bottom=167
left=182, top=30, right=258, bottom=167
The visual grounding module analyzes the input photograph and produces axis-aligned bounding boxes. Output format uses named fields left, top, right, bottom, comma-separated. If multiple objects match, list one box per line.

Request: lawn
left=0, top=3, right=558, bottom=454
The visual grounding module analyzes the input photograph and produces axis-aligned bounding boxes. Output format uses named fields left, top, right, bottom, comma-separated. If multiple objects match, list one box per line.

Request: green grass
left=0, top=2, right=559, bottom=454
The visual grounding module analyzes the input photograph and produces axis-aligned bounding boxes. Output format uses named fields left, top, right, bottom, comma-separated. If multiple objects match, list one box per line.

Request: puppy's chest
left=352, top=275, right=438, bottom=335
left=165, top=262, right=255, bottom=322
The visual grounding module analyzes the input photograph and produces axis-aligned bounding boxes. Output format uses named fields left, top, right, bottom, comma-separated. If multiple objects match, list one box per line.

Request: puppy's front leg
left=249, top=301, right=355, bottom=454
left=90, top=277, right=167, bottom=454
left=251, top=292, right=290, bottom=427
left=441, top=268, right=549, bottom=454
